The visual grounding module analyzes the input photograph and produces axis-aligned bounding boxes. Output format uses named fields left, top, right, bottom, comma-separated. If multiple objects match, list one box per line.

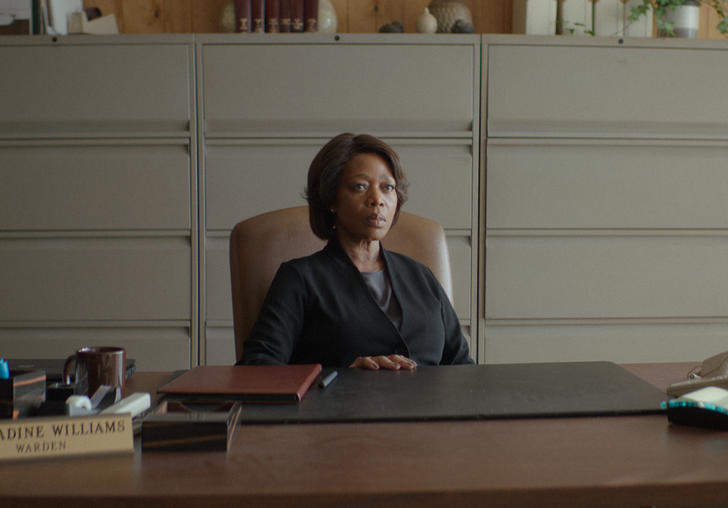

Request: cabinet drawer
left=487, top=43, right=728, bottom=139
left=483, top=321, right=728, bottom=365
left=0, top=327, right=191, bottom=371
left=0, top=44, right=192, bottom=135
left=447, top=235, right=472, bottom=319
left=396, top=143, right=473, bottom=229
left=0, top=144, right=191, bottom=230
left=206, top=237, right=234, bottom=323
left=205, top=326, right=236, bottom=365
left=487, top=140, right=728, bottom=229
left=206, top=142, right=472, bottom=230
left=485, top=235, right=728, bottom=319
left=0, top=237, right=191, bottom=321
left=207, top=235, right=471, bottom=322
left=202, top=43, right=475, bottom=135
left=205, top=143, right=317, bottom=230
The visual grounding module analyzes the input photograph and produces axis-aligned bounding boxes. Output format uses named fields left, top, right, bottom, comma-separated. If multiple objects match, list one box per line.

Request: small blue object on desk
left=319, top=370, right=338, bottom=389
left=0, top=359, right=9, bottom=379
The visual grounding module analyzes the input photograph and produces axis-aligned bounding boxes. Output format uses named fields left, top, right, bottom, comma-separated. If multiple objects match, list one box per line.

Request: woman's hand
left=349, top=355, right=417, bottom=371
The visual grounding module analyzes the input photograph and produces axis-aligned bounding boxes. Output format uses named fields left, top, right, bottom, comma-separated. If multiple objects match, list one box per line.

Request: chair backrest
left=229, top=206, right=453, bottom=360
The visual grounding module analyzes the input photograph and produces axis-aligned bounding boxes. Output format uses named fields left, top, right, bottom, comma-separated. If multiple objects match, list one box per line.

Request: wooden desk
left=4, top=362, right=728, bottom=508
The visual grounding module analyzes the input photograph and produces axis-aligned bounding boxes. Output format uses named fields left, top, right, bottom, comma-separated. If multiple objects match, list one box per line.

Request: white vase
left=318, top=0, right=338, bottom=33
left=416, top=8, right=438, bottom=34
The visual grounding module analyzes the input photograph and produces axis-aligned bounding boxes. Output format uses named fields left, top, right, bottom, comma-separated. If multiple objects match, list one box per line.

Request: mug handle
left=62, top=354, right=77, bottom=385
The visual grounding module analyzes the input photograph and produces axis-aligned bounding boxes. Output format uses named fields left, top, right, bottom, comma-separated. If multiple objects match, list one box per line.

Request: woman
left=239, top=133, right=472, bottom=369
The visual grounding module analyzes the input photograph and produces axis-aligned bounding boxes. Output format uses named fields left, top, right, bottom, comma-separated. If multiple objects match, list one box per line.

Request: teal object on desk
left=665, top=386, right=728, bottom=430
left=0, top=359, right=9, bottom=379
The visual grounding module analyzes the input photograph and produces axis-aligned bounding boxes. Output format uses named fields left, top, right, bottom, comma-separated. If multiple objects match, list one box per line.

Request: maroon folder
left=158, top=364, right=322, bottom=403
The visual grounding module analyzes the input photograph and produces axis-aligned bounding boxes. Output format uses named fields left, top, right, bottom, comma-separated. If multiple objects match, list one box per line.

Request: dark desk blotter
left=141, top=400, right=242, bottom=452
left=236, top=362, right=667, bottom=425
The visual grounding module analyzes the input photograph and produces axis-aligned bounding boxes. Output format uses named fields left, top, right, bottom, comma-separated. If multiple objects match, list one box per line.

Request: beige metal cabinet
left=199, top=34, right=480, bottom=365
left=0, top=35, right=479, bottom=370
left=0, top=36, right=196, bottom=370
left=483, top=36, right=728, bottom=363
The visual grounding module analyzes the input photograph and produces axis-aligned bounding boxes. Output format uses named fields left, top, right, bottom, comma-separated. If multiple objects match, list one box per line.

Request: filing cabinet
left=198, top=34, right=481, bottom=364
left=0, top=36, right=197, bottom=370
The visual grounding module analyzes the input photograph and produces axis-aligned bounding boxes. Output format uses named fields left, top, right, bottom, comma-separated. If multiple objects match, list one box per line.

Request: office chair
left=229, top=205, right=453, bottom=360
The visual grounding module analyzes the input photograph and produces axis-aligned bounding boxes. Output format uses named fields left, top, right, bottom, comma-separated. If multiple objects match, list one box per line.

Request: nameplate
left=0, top=413, right=133, bottom=460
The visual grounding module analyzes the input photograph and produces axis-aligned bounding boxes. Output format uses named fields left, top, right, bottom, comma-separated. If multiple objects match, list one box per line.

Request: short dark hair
left=305, top=133, right=409, bottom=240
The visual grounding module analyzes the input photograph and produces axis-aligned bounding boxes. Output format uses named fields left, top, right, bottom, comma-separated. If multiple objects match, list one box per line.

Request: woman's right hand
left=349, top=355, right=417, bottom=371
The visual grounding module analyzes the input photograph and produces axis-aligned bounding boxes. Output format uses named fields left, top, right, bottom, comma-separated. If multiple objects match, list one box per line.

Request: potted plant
left=629, top=0, right=728, bottom=36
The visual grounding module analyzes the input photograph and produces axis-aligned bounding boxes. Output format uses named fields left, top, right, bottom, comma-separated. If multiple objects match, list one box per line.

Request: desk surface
left=4, top=362, right=728, bottom=508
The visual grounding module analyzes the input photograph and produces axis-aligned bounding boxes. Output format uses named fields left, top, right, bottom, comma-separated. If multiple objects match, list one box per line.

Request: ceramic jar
left=661, top=0, right=700, bottom=38
left=427, top=0, right=472, bottom=33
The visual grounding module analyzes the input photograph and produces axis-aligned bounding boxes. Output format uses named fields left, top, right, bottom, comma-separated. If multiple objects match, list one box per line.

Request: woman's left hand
left=349, top=355, right=417, bottom=371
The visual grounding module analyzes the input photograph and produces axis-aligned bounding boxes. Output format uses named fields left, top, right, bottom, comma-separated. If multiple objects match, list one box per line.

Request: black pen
left=319, top=370, right=338, bottom=388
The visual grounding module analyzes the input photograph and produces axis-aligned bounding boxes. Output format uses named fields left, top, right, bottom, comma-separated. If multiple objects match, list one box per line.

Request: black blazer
left=239, top=239, right=472, bottom=367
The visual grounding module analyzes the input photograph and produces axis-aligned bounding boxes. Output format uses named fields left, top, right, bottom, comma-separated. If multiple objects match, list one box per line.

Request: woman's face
left=332, top=153, right=398, bottom=244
